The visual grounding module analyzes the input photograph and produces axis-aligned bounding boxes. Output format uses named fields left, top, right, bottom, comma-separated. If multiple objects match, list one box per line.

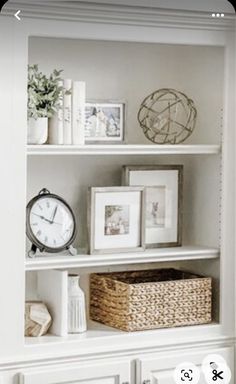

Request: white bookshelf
left=25, top=36, right=224, bottom=348
left=27, top=144, right=221, bottom=156
left=0, top=0, right=235, bottom=380
left=25, top=245, right=219, bottom=271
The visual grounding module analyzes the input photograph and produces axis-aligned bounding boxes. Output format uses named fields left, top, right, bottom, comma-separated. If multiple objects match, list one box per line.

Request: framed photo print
left=88, top=187, right=145, bottom=254
left=123, top=165, right=183, bottom=248
left=85, top=101, right=125, bottom=143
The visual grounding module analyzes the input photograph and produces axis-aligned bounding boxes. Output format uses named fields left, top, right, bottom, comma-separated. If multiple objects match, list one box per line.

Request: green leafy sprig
left=28, top=64, right=68, bottom=119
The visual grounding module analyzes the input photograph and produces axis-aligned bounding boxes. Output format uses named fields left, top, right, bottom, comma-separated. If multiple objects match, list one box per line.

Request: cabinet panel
left=20, top=359, right=131, bottom=384
left=138, top=347, right=234, bottom=384
left=67, top=380, right=115, bottom=384
left=61, top=379, right=115, bottom=384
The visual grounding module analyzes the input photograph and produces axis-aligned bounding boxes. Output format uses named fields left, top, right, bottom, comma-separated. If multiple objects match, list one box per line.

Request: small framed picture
left=85, top=101, right=125, bottom=143
left=88, top=187, right=145, bottom=254
left=123, top=165, right=183, bottom=248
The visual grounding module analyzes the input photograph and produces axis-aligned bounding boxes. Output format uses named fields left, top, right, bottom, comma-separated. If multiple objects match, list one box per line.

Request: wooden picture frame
left=123, top=165, right=183, bottom=248
left=88, top=186, right=145, bottom=254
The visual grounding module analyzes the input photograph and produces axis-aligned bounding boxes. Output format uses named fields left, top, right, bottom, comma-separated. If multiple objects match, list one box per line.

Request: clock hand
left=32, top=212, right=62, bottom=225
left=32, top=212, right=51, bottom=223
left=50, top=205, right=58, bottom=224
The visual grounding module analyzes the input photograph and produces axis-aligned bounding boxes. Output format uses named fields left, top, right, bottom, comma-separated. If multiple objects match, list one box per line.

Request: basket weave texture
left=90, top=268, right=212, bottom=332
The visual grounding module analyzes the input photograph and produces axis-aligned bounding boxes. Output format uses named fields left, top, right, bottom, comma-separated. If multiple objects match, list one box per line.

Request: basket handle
left=101, top=277, right=117, bottom=291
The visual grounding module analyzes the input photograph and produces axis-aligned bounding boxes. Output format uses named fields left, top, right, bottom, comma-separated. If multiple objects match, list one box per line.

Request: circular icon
left=173, top=362, right=200, bottom=384
left=202, top=354, right=231, bottom=384
left=202, top=354, right=226, bottom=369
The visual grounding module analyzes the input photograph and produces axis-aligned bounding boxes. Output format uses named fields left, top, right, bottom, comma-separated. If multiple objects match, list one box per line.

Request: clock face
left=28, top=196, right=75, bottom=250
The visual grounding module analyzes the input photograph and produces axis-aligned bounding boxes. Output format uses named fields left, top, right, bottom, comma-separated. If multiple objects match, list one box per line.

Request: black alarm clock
left=26, top=189, right=77, bottom=257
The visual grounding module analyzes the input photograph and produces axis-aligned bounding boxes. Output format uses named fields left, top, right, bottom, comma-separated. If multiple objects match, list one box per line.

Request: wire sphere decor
left=138, top=88, right=197, bottom=144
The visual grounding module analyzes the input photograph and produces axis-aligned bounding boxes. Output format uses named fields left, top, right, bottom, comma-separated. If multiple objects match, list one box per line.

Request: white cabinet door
left=137, top=347, right=234, bottom=384
left=20, top=359, right=131, bottom=384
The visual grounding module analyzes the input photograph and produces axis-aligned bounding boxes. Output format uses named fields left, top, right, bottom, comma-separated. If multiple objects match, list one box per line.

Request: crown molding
left=2, top=1, right=235, bottom=31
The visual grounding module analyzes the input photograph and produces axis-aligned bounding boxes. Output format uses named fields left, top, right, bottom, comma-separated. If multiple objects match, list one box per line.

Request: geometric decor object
left=138, top=88, right=197, bottom=144
left=25, top=301, right=52, bottom=337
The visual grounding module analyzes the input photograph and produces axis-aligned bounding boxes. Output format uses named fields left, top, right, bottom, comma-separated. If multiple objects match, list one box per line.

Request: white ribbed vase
left=68, top=275, right=87, bottom=334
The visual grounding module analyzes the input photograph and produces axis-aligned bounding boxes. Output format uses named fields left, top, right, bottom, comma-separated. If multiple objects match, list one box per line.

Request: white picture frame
left=88, top=187, right=145, bottom=254
left=123, top=165, right=183, bottom=248
left=85, top=101, right=125, bottom=143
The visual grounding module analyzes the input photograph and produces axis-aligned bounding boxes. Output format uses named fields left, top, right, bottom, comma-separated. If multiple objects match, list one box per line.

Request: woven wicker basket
left=90, top=268, right=212, bottom=332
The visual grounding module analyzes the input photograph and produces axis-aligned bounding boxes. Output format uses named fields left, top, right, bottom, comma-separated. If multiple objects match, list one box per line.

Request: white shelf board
left=25, top=245, right=219, bottom=271
left=24, top=320, right=220, bottom=350
left=27, top=144, right=221, bottom=156
left=25, top=321, right=122, bottom=345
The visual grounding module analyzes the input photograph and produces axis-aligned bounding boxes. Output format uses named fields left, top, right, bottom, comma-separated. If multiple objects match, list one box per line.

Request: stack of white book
left=37, top=270, right=68, bottom=336
left=48, top=79, right=86, bottom=146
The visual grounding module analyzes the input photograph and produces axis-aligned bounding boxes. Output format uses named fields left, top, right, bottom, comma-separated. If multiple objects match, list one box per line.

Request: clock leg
left=28, top=244, right=37, bottom=258
left=68, top=245, right=77, bottom=256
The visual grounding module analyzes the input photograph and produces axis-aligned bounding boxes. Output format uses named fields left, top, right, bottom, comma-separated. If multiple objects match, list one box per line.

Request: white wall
left=27, top=155, right=221, bottom=250
left=29, top=38, right=224, bottom=145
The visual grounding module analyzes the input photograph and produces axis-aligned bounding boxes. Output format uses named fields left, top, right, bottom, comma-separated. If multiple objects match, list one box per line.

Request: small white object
left=68, top=275, right=87, bottom=333
left=202, top=353, right=226, bottom=368
left=48, top=80, right=64, bottom=144
left=27, top=117, right=48, bottom=144
left=212, top=13, right=216, bottom=17
left=63, top=79, right=72, bottom=144
left=216, top=13, right=220, bottom=17
left=68, top=244, right=78, bottom=256
left=221, top=13, right=224, bottom=17
left=48, top=114, right=63, bottom=145
left=173, top=362, right=200, bottom=384
left=72, top=81, right=86, bottom=145
left=14, top=10, right=21, bottom=20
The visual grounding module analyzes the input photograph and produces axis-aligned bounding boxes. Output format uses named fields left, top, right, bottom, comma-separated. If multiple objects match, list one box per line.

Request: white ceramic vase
left=27, top=117, right=48, bottom=144
left=68, top=275, right=87, bottom=333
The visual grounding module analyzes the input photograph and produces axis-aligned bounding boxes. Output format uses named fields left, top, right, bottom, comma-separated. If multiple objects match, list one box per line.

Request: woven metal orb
left=138, top=88, right=197, bottom=144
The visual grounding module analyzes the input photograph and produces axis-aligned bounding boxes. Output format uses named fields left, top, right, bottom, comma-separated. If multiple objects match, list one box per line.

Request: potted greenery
left=27, top=65, right=64, bottom=144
